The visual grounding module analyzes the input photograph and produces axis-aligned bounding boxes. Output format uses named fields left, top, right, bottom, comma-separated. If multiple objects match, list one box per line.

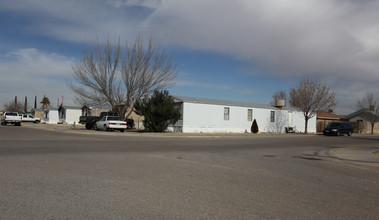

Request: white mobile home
left=58, top=105, right=82, bottom=124
left=169, top=96, right=316, bottom=133
left=43, top=107, right=59, bottom=124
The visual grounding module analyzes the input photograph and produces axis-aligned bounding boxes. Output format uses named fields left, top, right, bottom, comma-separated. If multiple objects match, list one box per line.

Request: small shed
left=58, top=105, right=82, bottom=124
left=43, top=107, right=59, bottom=124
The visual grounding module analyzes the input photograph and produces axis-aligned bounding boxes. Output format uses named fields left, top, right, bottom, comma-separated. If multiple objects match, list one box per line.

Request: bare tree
left=121, top=36, right=178, bottom=118
left=289, top=79, right=336, bottom=134
left=357, top=92, right=379, bottom=134
left=267, top=110, right=287, bottom=133
left=4, top=100, right=24, bottom=113
left=68, top=36, right=178, bottom=119
left=69, top=38, right=123, bottom=113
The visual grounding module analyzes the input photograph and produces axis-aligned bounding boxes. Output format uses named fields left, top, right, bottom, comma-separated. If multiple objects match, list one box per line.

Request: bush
left=134, top=90, right=181, bottom=132
left=251, top=119, right=259, bottom=133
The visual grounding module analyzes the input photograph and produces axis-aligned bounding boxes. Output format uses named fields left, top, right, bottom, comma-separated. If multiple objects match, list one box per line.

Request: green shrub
left=134, top=90, right=181, bottom=132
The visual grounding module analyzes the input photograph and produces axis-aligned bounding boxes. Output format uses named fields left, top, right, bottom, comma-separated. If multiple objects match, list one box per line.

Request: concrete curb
left=318, top=147, right=379, bottom=164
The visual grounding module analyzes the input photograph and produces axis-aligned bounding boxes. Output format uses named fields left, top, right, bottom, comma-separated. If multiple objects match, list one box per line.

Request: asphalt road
left=1, top=126, right=378, bottom=219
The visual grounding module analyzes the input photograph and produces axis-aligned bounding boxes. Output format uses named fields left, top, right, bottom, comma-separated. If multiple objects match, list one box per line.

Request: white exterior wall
left=348, top=115, right=368, bottom=123
left=65, top=109, right=81, bottom=124
left=170, top=102, right=316, bottom=133
left=290, top=111, right=317, bottom=133
left=44, top=110, right=59, bottom=124
left=179, top=103, right=253, bottom=133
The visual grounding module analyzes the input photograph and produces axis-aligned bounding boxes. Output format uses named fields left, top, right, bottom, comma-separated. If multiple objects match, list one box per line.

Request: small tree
left=34, top=96, right=37, bottom=109
left=40, top=95, right=51, bottom=109
left=357, top=92, right=379, bottom=134
left=134, top=90, right=181, bottom=132
left=24, top=96, right=28, bottom=113
left=289, top=79, right=336, bottom=134
left=251, top=119, right=259, bottom=133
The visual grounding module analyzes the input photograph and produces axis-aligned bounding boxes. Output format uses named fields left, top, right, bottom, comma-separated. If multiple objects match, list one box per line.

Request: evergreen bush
left=134, top=90, right=181, bottom=132
left=251, top=119, right=259, bottom=133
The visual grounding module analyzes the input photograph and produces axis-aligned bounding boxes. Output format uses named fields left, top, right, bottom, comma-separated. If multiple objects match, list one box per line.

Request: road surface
left=1, top=126, right=378, bottom=219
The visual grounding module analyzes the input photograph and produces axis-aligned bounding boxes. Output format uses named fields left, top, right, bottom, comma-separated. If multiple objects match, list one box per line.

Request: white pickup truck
left=20, top=114, right=41, bottom=123
left=1, top=112, right=22, bottom=126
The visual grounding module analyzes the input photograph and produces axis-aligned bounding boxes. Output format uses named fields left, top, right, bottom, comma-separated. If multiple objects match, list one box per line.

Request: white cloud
left=2, top=0, right=379, bottom=113
left=0, top=48, right=76, bottom=109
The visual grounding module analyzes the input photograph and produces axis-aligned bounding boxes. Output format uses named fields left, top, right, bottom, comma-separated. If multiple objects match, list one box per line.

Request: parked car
left=94, top=116, right=127, bottom=132
left=323, top=122, right=353, bottom=136
left=20, top=114, right=41, bottom=123
left=79, top=112, right=119, bottom=129
left=1, top=112, right=22, bottom=126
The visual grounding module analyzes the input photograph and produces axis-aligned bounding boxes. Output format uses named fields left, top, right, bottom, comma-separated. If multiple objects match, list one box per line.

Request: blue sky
left=1, top=0, right=379, bottom=114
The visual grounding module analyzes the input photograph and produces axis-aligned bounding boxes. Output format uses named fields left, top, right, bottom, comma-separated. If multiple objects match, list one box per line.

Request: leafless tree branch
left=68, top=36, right=178, bottom=119
left=289, top=79, right=336, bottom=133
left=357, top=92, right=379, bottom=134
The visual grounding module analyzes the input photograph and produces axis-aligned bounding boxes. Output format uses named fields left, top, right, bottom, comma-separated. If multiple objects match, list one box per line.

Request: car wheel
left=120, top=129, right=125, bottom=133
left=348, top=131, right=352, bottom=136
left=105, top=125, right=111, bottom=132
left=85, top=123, right=93, bottom=129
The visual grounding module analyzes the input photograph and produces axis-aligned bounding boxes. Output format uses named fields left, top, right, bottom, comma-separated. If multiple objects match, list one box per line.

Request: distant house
left=43, top=107, right=59, bottom=124
left=80, top=104, right=144, bottom=129
left=81, top=105, right=111, bottom=117
left=341, top=109, right=379, bottom=134
left=58, top=105, right=81, bottom=124
left=32, top=108, right=45, bottom=121
left=316, top=112, right=344, bottom=132
left=168, top=96, right=316, bottom=133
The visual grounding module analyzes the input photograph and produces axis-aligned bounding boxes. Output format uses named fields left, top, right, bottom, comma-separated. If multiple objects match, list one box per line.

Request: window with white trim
left=270, top=111, right=275, bottom=122
left=247, top=109, right=252, bottom=121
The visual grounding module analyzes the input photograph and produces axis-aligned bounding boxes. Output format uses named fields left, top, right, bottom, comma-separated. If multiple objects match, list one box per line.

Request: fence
left=351, top=122, right=379, bottom=134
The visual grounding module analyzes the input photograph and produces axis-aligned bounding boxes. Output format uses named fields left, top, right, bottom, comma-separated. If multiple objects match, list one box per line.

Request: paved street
left=1, top=125, right=379, bottom=219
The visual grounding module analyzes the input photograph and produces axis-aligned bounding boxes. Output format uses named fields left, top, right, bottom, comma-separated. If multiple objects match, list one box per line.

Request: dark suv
left=323, top=122, right=353, bottom=136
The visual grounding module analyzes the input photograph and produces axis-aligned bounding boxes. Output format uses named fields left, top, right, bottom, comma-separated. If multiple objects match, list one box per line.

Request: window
left=247, top=109, right=252, bottom=121
left=270, top=111, right=275, bottom=122
left=224, top=107, right=230, bottom=120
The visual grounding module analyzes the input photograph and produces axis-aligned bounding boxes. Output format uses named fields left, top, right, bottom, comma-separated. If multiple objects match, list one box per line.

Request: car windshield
left=107, top=116, right=120, bottom=121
